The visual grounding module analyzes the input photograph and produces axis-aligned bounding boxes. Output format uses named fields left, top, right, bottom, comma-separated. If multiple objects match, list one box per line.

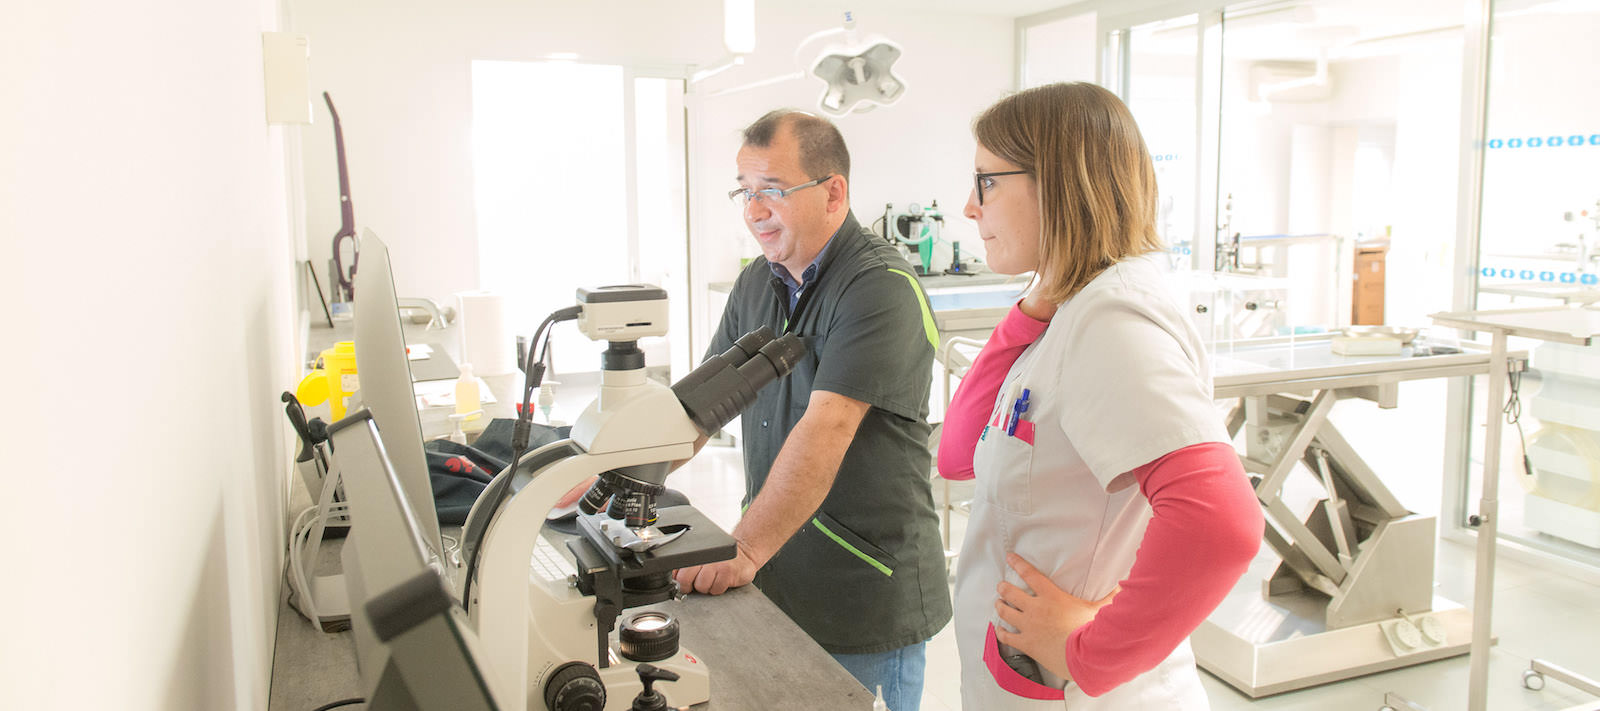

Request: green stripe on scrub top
left=885, top=268, right=939, bottom=350
left=812, top=517, right=894, bottom=577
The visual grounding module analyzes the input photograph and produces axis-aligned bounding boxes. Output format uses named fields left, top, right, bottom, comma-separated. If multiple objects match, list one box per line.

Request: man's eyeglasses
left=974, top=170, right=1028, bottom=206
left=728, top=175, right=833, bottom=207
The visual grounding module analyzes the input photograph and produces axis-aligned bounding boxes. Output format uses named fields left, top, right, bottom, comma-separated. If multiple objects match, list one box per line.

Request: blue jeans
left=831, top=641, right=927, bottom=711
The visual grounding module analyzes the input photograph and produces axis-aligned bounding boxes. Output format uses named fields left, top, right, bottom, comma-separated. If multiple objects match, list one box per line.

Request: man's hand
left=672, top=541, right=763, bottom=596
left=993, top=553, right=1118, bottom=680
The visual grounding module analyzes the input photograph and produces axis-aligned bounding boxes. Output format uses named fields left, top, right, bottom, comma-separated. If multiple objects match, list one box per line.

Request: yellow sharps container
left=296, top=341, right=359, bottom=420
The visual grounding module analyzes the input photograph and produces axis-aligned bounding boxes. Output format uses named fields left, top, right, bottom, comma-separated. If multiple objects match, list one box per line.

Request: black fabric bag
left=423, top=418, right=571, bottom=525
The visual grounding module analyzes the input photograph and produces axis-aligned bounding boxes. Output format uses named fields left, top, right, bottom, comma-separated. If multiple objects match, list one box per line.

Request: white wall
left=291, top=0, right=724, bottom=309
left=290, top=0, right=1016, bottom=362
left=0, top=1, right=299, bottom=709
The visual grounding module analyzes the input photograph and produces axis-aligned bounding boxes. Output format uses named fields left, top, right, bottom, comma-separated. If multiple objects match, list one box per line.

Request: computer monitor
left=352, top=228, right=444, bottom=556
left=329, top=410, right=501, bottom=710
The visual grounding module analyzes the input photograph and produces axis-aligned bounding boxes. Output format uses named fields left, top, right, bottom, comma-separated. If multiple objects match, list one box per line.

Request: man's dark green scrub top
left=706, top=211, right=953, bottom=654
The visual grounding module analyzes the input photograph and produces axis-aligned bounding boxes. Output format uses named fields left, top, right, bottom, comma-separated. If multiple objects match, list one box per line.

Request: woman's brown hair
left=973, top=82, right=1163, bottom=302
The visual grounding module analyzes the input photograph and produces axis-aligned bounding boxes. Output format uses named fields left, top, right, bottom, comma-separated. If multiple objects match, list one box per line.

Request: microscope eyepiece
left=671, top=327, right=805, bottom=437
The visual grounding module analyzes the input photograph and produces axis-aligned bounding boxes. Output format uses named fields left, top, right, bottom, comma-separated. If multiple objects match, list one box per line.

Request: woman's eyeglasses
left=974, top=170, right=1027, bottom=206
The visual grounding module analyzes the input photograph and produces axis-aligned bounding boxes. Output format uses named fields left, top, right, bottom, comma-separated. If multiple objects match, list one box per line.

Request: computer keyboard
left=531, top=534, right=578, bottom=583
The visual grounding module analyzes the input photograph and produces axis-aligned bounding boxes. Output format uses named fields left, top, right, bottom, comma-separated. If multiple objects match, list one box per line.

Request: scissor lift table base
left=1194, top=590, right=1475, bottom=698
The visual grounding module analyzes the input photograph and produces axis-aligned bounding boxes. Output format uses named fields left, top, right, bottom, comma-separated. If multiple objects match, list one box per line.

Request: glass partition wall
left=1019, top=0, right=1600, bottom=575
left=1454, top=0, right=1600, bottom=570
left=1025, top=1, right=1461, bottom=344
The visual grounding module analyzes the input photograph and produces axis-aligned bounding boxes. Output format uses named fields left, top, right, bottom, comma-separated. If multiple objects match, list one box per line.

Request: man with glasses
left=673, top=110, right=950, bottom=711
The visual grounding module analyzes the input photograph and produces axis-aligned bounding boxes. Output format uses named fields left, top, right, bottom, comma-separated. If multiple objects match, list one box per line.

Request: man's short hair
left=742, top=110, right=851, bottom=183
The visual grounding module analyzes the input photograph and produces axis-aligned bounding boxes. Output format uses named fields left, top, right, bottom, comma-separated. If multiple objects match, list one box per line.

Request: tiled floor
left=670, top=377, right=1600, bottom=710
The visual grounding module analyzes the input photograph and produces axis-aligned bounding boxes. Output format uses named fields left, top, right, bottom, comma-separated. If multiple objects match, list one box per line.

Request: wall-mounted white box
left=262, top=32, right=311, bottom=124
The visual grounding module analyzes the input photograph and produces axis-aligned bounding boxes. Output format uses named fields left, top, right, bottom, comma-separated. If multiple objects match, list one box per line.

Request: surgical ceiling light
left=700, top=11, right=908, bottom=117
left=808, top=16, right=905, bottom=116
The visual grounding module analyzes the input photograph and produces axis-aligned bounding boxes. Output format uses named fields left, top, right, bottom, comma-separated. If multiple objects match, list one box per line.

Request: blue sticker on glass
left=1519, top=270, right=1535, bottom=280
left=1561, top=272, right=1577, bottom=283
left=1540, top=271, right=1554, bottom=282
left=1500, top=268, right=1515, bottom=278
left=1508, top=138, right=1523, bottom=148
left=1183, top=246, right=1192, bottom=255
left=1529, top=137, right=1543, bottom=148
left=1488, top=138, right=1503, bottom=149
left=1481, top=267, right=1495, bottom=277
left=1549, top=136, right=1563, bottom=147
left=1584, top=274, right=1599, bottom=285
left=1591, top=134, right=1600, bottom=146
left=1571, top=135, right=1585, bottom=147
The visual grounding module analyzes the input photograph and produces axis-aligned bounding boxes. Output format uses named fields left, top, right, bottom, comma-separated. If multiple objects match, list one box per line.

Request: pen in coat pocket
left=1007, top=388, right=1031, bottom=437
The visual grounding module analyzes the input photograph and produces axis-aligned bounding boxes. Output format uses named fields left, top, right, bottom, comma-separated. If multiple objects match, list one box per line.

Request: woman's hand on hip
left=993, top=553, right=1118, bottom=681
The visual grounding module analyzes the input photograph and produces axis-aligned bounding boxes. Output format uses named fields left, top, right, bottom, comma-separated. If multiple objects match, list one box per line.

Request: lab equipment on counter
left=1330, top=325, right=1418, bottom=356
left=448, top=363, right=484, bottom=444
left=1215, top=193, right=1238, bottom=272
left=881, top=201, right=944, bottom=275
left=1475, top=200, right=1600, bottom=303
left=1558, top=199, right=1599, bottom=273
left=1172, top=270, right=1292, bottom=343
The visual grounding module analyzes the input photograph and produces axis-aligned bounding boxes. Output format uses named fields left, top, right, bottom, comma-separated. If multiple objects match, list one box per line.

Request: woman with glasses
left=937, top=82, right=1263, bottom=708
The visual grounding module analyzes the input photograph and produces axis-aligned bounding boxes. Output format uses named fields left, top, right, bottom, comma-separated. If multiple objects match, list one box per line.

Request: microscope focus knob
left=544, top=661, right=606, bottom=711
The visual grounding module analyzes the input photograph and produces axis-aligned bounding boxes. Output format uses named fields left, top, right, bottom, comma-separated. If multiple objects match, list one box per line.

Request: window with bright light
left=471, top=61, right=688, bottom=376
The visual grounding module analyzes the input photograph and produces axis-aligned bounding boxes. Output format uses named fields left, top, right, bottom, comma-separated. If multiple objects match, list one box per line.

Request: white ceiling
left=843, top=0, right=1086, bottom=18
left=1132, top=0, right=1600, bottom=62
left=1127, top=0, right=1471, bottom=62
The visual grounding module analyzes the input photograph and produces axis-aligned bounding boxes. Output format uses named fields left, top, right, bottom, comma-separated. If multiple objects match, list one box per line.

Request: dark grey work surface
left=405, top=342, right=459, bottom=382
left=649, top=588, right=875, bottom=709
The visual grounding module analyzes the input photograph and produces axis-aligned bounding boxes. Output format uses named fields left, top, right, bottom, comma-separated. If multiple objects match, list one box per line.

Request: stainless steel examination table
left=1194, top=333, right=1523, bottom=698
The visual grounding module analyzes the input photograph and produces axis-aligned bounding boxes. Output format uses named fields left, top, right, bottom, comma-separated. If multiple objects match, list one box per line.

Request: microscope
left=462, top=285, right=804, bottom=710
